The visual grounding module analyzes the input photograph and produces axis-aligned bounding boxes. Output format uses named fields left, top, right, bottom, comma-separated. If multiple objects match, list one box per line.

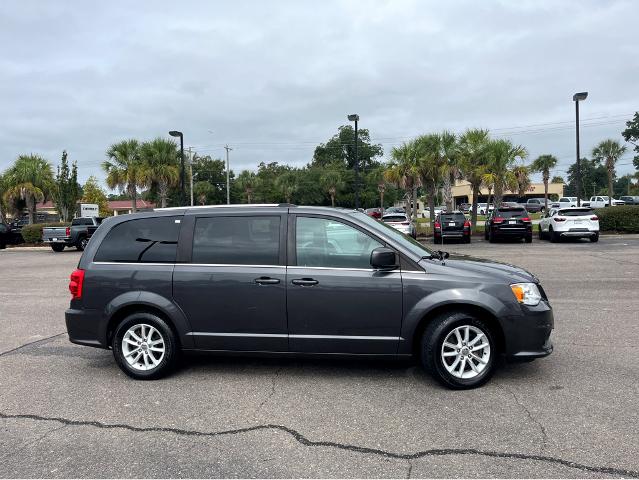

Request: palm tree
left=439, top=131, right=459, bottom=212
left=530, top=154, right=558, bottom=211
left=3, top=154, right=54, bottom=224
left=276, top=171, right=298, bottom=203
left=414, top=134, right=444, bottom=227
left=236, top=170, right=258, bottom=203
left=320, top=170, right=344, bottom=207
left=592, top=140, right=627, bottom=206
left=140, top=138, right=180, bottom=208
left=103, top=139, right=143, bottom=213
left=458, top=129, right=490, bottom=230
left=487, top=139, right=527, bottom=208
left=0, top=172, right=7, bottom=223
left=512, top=165, right=532, bottom=198
left=385, top=142, right=420, bottom=221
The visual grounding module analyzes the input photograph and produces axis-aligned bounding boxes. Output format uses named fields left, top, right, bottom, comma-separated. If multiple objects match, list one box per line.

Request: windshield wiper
left=423, top=250, right=450, bottom=261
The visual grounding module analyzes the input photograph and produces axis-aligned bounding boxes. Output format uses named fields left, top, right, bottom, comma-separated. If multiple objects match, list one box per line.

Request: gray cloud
left=1, top=0, right=637, bottom=186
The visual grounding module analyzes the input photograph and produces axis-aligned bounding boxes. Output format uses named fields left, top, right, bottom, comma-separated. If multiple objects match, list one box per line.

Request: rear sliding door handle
left=254, top=277, right=281, bottom=285
left=291, top=278, right=319, bottom=286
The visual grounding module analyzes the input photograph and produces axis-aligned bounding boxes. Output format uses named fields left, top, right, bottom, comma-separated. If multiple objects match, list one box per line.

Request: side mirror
left=370, top=247, right=398, bottom=270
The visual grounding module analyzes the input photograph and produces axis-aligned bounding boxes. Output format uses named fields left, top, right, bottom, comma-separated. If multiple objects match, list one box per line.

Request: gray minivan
left=66, top=205, right=553, bottom=389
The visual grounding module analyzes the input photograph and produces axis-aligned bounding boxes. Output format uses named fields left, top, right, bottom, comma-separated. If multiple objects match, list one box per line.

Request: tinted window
left=296, top=217, right=383, bottom=269
left=0, top=224, right=8, bottom=234
left=496, top=209, right=527, bottom=218
left=192, top=216, right=280, bottom=265
left=440, top=213, right=466, bottom=222
left=382, top=215, right=408, bottom=222
left=71, top=218, right=82, bottom=226
left=559, top=208, right=595, bottom=216
left=94, top=216, right=181, bottom=263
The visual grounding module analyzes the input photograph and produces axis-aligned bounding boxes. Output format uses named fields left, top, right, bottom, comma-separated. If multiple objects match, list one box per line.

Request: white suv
left=538, top=207, right=599, bottom=243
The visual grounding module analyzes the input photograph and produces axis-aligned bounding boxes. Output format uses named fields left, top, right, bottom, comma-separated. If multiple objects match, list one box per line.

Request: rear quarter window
left=94, top=216, right=182, bottom=263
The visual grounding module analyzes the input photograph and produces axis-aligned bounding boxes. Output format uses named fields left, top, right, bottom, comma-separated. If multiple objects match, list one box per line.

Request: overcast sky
left=1, top=0, right=637, bottom=188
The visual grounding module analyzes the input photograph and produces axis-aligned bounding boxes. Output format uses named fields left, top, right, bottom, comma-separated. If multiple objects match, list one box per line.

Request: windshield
left=559, top=208, right=594, bottom=216
left=440, top=213, right=466, bottom=221
left=349, top=211, right=433, bottom=257
left=382, top=215, right=408, bottom=222
left=495, top=209, right=527, bottom=218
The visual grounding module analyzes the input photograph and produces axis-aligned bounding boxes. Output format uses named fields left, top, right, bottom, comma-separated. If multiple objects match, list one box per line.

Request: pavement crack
left=255, top=367, right=282, bottom=414
left=0, top=423, right=67, bottom=462
left=0, top=332, right=66, bottom=357
left=1, top=411, right=637, bottom=478
left=405, top=459, right=413, bottom=479
left=501, top=385, right=548, bottom=454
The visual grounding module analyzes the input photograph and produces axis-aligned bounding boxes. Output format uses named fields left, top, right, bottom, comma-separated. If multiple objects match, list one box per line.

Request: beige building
left=451, top=180, right=564, bottom=207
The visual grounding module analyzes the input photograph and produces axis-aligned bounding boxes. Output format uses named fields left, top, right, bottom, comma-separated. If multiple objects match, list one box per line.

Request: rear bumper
left=491, top=227, right=532, bottom=238
left=559, top=230, right=598, bottom=238
left=65, top=308, right=108, bottom=348
left=44, top=236, right=73, bottom=244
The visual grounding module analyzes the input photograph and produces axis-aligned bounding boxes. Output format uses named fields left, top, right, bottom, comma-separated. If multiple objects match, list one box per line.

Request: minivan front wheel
left=112, top=313, right=177, bottom=380
left=421, top=312, right=496, bottom=389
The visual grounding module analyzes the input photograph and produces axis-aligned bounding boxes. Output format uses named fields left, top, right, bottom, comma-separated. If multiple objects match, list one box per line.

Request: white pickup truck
left=581, top=196, right=625, bottom=208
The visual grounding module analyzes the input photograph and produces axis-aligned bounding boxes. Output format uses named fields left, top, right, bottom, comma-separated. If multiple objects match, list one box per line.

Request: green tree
left=103, top=139, right=144, bottom=213
left=621, top=112, right=639, bottom=170
left=52, top=150, right=81, bottom=222
left=140, top=138, right=180, bottom=208
left=0, top=171, right=8, bottom=223
left=512, top=164, right=531, bottom=198
left=191, top=155, right=228, bottom=205
left=458, top=129, right=491, bottom=230
left=320, top=169, right=345, bottom=207
left=312, top=125, right=384, bottom=171
left=551, top=175, right=565, bottom=184
left=81, top=176, right=111, bottom=216
left=414, top=134, right=445, bottom=226
left=3, top=154, right=54, bottom=224
left=592, top=139, right=627, bottom=206
left=275, top=170, right=298, bottom=203
left=384, top=142, right=420, bottom=220
left=193, top=181, right=214, bottom=205
left=487, top=139, right=527, bottom=208
left=439, top=131, right=459, bottom=212
left=530, top=154, right=558, bottom=211
left=565, top=158, right=607, bottom=198
left=236, top=170, right=258, bottom=203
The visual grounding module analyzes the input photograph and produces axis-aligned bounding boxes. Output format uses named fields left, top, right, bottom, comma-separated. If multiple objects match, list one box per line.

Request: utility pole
left=572, top=92, right=588, bottom=207
left=188, top=147, right=194, bottom=206
left=347, top=114, right=360, bottom=209
left=224, top=145, right=232, bottom=205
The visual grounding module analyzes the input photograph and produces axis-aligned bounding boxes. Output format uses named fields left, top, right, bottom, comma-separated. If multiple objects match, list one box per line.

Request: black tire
left=525, top=235, right=533, bottom=244
left=76, top=236, right=88, bottom=251
left=590, top=233, right=599, bottom=243
left=51, top=243, right=65, bottom=252
left=488, top=229, right=496, bottom=243
left=421, top=312, right=496, bottom=389
left=112, top=312, right=178, bottom=380
left=464, top=235, right=471, bottom=244
left=550, top=227, right=560, bottom=243
left=0, top=241, right=6, bottom=250
left=538, top=226, right=544, bottom=240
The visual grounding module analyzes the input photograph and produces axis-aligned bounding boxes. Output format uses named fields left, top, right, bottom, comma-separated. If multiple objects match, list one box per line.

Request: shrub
left=594, top=205, right=639, bottom=233
left=20, top=224, right=43, bottom=243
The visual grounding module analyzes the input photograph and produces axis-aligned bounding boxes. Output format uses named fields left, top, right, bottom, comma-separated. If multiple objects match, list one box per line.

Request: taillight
left=554, top=217, right=566, bottom=222
left=590, top=216, right=598, bottom=221
left=521, top=217, right=531, bottom=222
left=69, top=269, right=85, bottom=299
left=434, top=222, right=441, bottom=229
left=65, top=227, right=71, bottom=236
left=463, top=220, right=470, bottom=227
left=492, top=217, right=505, bottom=223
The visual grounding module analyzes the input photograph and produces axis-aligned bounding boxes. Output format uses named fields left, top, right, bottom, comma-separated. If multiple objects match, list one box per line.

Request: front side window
left=296, top=217, right=383, bottom=269
left=192, top=216, right=280, bottom=265
left=94, top=216, right=181, bottom=263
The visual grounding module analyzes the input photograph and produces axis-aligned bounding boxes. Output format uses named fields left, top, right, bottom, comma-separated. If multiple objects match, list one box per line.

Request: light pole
left=224, top=145, right=232, bottom=204
left=169, top=130, right=186, bottom=206
left=348, top=114, right=360, bottom=209
left=572, top=92, right=588, bottom=206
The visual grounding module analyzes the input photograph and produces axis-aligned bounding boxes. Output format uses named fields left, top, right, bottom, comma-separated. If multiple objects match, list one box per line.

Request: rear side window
left=94, top=216, right=181, bottom=263
left=192, top=216, right=281, bottom=265
left=559, top=208, right=595, bottom=216
left=496, top=209, right=527, bottom=218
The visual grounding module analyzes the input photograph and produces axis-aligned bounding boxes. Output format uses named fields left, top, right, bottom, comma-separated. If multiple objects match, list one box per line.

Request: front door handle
left=254, top=277, right=280, bottom=285
left=291, top=278, right=319, bottom=286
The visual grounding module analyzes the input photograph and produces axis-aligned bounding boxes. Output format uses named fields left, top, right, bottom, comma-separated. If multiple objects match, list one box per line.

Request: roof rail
left=154, top=203, right=283, bottom=212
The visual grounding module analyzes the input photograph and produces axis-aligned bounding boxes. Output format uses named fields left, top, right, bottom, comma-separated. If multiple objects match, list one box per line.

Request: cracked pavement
left=1, top=237, right=638, bottom=478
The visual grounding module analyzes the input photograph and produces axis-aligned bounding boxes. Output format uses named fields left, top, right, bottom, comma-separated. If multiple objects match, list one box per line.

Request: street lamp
left=347, top=114, right=360, bottom=209
left=572, top=92, right=588, bottom=206
left=169, top=130, right=186, bottom=206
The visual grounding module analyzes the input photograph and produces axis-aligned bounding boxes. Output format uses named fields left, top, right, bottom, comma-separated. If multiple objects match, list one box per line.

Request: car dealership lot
left=1, top=238, right=638, bottom=478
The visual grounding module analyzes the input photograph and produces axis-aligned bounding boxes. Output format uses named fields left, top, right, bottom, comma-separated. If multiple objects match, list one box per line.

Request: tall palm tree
left=458, top=129, right=490, bottom=230
left=439, top=131, right=459, bottom=212
left=320, top=170, right=344, bottom=207
left=236, top=170, right=258, bottom=203
left=0, top=172, right=7, bottom=223
left=530, top=154, right=558, bottom=211
left=276, top=171, right=298, bottom=203
left=414, top=134, right=444, bottom=227
left=140, top=138, right=180, bottom=208
left=487, top=139, right=527, bottom=208
left=3, top=154, right=54, bottom=224
left=103, top=139, right=143, bottom=213
left=385, top=142, right=420, bottom=221
left=592, top=140, right=627, bottom=206
left=512, top=165, right=532, bottom=198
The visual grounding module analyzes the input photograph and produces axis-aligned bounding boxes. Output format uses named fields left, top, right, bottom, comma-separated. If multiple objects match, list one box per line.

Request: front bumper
left=502, top=300, right=554, bottom=360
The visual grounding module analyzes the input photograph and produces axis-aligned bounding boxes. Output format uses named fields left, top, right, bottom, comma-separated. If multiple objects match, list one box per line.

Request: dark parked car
left=0, top=222, right=10, bottom=249
left=619, top=196, right=639, bottom=205
left=66, top=205, right=553, bottom=389
left=485, top=207, right=533, bottom=243
left=433, top=212, right=471, bottom=243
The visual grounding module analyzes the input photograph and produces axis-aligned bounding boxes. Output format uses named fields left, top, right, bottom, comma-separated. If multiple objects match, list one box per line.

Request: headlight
left=510, top=282, right=542, bottom=306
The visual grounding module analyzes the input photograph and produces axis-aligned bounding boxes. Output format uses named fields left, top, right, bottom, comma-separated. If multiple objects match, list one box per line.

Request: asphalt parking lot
left=1, top=236, right=638, bottom=478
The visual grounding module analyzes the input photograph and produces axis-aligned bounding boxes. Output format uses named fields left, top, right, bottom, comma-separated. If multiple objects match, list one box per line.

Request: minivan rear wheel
left=112, top=312, right=177, bottom=380
left=421, top=312, right=496, bottom=389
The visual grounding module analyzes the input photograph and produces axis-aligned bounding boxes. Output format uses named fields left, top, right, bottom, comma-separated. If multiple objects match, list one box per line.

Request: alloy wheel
left=121, top=324, right=166, bottom=371
left=441, top=325, right=491, bottom=379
